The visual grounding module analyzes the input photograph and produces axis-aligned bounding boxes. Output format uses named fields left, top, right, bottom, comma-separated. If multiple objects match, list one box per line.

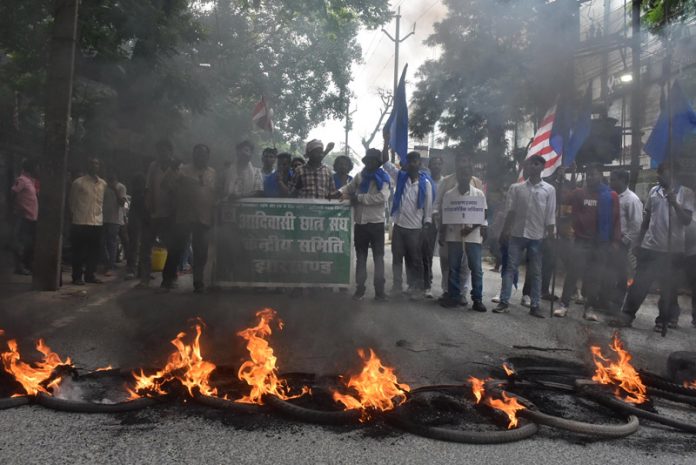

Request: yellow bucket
left=151, top=246, right=168, bottom=272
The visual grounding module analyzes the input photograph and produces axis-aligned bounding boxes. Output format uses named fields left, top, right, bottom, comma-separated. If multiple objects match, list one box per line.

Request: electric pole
left=628, top=0, right=642, bottom=190
left=33, top=0, right=79, bottom=291
left=382, top=6, right=415, bottom=97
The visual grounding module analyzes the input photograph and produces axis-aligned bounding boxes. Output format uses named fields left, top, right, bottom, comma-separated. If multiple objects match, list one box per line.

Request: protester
left=264, top=152, right=293, bottom=197
left=161, top=144, right=216, bottom=293
left=610, top=161, right=695, bottom=331
left=225, top=140, right=263, bottom=198
left=434, top=161, right=484, bottom=304
left=609, top=170, right=643, bottom=299
left=138, top=139, right=176, bottom=287
left=494, top=155, right=556, bottom=317
left=333, top=148, right=390, bottom=301
left=291, top=157, right=306, bottom=171
left=101, top=169, right=127, bottom=277
left=333, top=155, right=354, bottom=189
left=554, top=164, right=621, bottom=321
left=10, top=158, right=39, bottom=275
left=126, top=173, right=146, bottom=280
left=288, top=139, right=335, bottom=198
left=437, top=154, right=487, bottom=311
left=391, top=151, right=434, bottom=300
left=69, top=158, right=107, bottom=285
left=421, top=154, right=443, bottom=298
left=684, top=213, right=696, bottom=328
left=261, top=147, right=278, bottom=179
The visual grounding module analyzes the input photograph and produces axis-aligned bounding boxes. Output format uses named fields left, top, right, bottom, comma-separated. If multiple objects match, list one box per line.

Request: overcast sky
left=307, top=1, right=448, bottom=160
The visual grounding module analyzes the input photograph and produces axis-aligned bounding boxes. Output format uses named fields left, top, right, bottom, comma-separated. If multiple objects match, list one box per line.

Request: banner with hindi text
left=214, top=199, right=353, bottom=287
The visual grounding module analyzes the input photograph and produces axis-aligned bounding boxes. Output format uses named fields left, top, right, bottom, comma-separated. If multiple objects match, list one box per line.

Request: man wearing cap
left=331, top=148, right=391, bottom=301
left=493, top=155, right=556, bottom=318
left=288, top=139, right=335, bottom=199
left=391, top=151, right=434, bottom=300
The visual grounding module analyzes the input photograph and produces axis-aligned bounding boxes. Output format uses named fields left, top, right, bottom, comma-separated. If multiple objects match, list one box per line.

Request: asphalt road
left=1, top=256, right=695, bottom=465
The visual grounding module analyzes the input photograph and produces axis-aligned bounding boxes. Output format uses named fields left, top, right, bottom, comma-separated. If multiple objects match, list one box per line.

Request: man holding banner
left=437, top=154, right=487, bottom=312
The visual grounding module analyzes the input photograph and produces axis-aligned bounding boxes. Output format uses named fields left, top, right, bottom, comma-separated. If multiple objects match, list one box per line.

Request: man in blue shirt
left=264, top=152, right=293, bottom=198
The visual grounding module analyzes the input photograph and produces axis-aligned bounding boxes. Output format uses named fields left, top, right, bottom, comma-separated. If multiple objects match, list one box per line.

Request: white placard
left=442, top=195, right=486, bottom=225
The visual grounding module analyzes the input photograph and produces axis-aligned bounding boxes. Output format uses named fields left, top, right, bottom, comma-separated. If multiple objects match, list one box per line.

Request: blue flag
left=549, top=84, right=592, bottom=167
left=383, top=65, right=409, bottom=164
left=564, top=84, right=592, bottom=167
left=645, top=80, right=696, bottom=166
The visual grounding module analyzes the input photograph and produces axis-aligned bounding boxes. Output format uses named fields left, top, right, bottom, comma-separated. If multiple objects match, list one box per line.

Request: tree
left=181, top=0, right=391, bottom=155
left=410, top=0, right=580, bottom=161
left=361, top=88, right=392, bottom=150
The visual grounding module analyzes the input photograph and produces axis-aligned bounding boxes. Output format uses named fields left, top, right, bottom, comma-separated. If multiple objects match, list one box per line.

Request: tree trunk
left=32, top=0, right=79, bottom=291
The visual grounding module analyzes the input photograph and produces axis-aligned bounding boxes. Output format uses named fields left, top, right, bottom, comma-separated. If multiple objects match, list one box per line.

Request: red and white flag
left=252, top=96, right=273, bottom=133
left=521, top=105, right=562, bottom=179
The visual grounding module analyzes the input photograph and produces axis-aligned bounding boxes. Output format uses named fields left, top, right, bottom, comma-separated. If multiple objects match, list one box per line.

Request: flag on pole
left=645, top=80, right=696, bottom=166
left=549, top=84, right=593, bottom=168
left=252, top=96, right=273, bottom=132
left=383, top=64, right=409, bottom=164
left=523, top=105, right=563, bottom=179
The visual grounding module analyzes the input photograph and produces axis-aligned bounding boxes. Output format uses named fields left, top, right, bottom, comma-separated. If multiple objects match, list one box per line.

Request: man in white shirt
left=334, top=148, right=390, bottom=301
left=391, top=151, right=433, bottom=300
left=609, top=169, right=643, bottom=299
left=493, top=155, right=556, bottom=317
left=437, top=154, right=487, bottom=311
left=611, top=161, right=695, bottom=331
left=102, top=169, right=127, bottom=276
left=70, top=158, right=107, bottom=285
left=161, top=144, right=217, bottom=293
left=434, top=167, right=485, bottom=304
left=225, top=140, right=263, bottom=198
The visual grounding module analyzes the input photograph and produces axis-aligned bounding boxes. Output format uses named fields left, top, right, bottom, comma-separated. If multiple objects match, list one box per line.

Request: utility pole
left=33, top=0, right=79, bottom=291
left=628, top=0, right=642, bottom=190
left=382, top=6, right=415, bottom=97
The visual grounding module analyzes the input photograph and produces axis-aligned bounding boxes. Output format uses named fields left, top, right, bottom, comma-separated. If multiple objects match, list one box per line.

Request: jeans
left=522, top=238, right=555, bottom=296
left=12, top=216, right=36, bottom=272
left=501, top=236, right=542, bottom=307
left=392, top=225, right=424, bottom=291
left=163, top=222, right=210, bottom=289
left=447, top=241, right=483, bottom=302
left=102, top=223, right=120, bottom=271
left=422, top=222, right=438, bottom=290
left=561, top=239, right=613, bottom=310
left=440, top=242, right=470, bottom=295
left=71, top=225, right=102, bottom=281
left=354, top=223, right=385, bottom=295
left=622, top=248, right=682, bottom=324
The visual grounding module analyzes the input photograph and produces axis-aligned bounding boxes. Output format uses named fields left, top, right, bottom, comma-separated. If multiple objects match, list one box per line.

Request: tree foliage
left=410, top=0, right=579, bottom=153
left=0, top=0, right=390, bottom=164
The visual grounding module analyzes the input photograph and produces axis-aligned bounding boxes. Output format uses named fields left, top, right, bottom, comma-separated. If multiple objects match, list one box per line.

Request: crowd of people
left=8, top=132, right=696, bottom=332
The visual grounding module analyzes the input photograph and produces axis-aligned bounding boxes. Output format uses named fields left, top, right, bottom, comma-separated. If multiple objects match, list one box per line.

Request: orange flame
left=95, top=365, right=113, bottom=372
left=485, top=391, right=525, bottom=429
left=469, top=376, right=485, bottom=404
left=1, top=339, right=72, bottom=396
left=502, top=363, right=515, bottom=376
left=332, top=349, right=410, bottom=416
left=684, top=380, right=696, bottom=389
left=590, top=333, right=647, bottom=404
left=236, top=308, right=308, bottom=404
left=129, top=322, right=217, bottom=399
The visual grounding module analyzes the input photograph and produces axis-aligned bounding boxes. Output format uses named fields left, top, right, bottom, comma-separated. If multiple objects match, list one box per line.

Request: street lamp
left=620, top=73, right=633, bottom=83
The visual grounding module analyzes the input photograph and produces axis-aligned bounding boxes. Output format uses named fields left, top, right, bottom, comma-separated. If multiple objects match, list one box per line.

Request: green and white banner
left=215, top=199, right=353, bottom=287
